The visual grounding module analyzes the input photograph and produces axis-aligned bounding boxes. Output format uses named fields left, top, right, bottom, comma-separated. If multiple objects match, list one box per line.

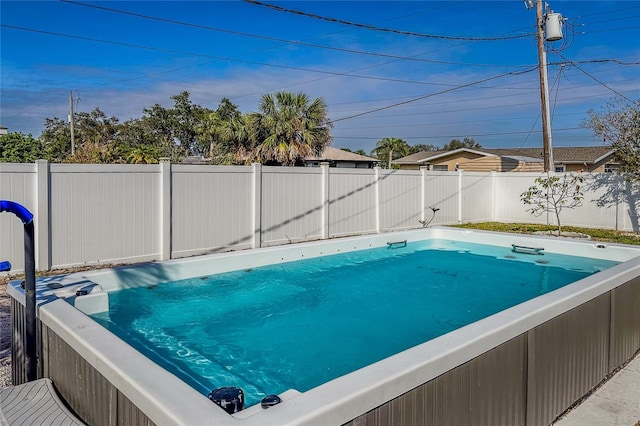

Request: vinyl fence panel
left=48, top=164, right=161, bottom=268
left=423, top=172, right=460, bottom=225
left=0, top=163, right=36, bottom=272
left=261, top=166, right=323, bottom=246
left=379, top=170, right=423, bottom=231
left=1, top=162, right=638, bottom=274
left=461, top=172, right=494, bottom=223
left=171, top=165, right=255, bottom=258
left=494, top=173, right=547, bottom=225
left=328, top=168, right=377, bottom=237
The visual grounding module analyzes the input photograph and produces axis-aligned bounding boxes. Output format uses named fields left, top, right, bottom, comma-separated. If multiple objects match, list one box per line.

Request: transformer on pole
left=528, top=0, right=564, bottom=172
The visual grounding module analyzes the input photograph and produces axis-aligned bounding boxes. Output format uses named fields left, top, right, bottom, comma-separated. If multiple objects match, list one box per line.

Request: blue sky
left=1, top=1, right=639, bottom=153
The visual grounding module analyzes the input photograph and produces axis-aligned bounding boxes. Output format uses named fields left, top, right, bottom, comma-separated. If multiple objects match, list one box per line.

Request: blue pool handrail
left=0, top=261, right=11, bottom=272
left=0, top=200, right=34, bottom=225
left=0, top=200, right=37, bottom=382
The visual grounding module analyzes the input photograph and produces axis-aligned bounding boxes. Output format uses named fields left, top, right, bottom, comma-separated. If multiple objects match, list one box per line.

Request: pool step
left=0, top=378, right=85, bottom=425
left=512, top=244, right=545, bottom=255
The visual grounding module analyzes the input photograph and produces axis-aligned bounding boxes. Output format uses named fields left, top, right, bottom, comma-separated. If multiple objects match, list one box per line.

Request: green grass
left=450, top=222, right=640, bottom=246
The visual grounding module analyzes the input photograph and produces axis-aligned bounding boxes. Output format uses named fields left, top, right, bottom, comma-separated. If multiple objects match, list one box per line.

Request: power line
left=555, top=52, right=640, bottom=105
left=332, top=127, right=584, bottom=140
left=242, top=0, right=534, bottom=41
left=60, top=0, right=527, bottom=67
left=329, top=67, right=538, bottom=124
left=1, top=24, right=509, bottom=88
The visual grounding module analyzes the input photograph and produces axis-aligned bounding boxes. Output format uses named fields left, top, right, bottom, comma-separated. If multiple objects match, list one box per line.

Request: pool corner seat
left=0, top=378, right=85, bottom=425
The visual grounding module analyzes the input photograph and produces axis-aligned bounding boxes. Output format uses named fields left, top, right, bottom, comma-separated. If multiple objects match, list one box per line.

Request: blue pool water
left=89, top=239, right=617, bottom=407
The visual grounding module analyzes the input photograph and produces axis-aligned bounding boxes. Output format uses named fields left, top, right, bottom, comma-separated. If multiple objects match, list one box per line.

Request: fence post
left=159, top=158, right=171, bottom=261
left=35, top=159, right=51, bottom=271
left=420, top=166, right=428, bottom=223
left=491, top=171, right=497, bottom=222
left=320, top=162, right=330, bottom=239
left=374, top=165, right=381, bottom=233
left=457, top=169, right=463, bottom=224
left=252, top=163, right=262, bottom=249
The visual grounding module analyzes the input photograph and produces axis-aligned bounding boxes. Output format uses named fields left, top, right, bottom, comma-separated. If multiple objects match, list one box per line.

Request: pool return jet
left=1, top=200, right=37, bottom=382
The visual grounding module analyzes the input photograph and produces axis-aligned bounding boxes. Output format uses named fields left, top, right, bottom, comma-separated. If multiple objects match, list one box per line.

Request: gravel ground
left=0, top=278, right=12, bottom=389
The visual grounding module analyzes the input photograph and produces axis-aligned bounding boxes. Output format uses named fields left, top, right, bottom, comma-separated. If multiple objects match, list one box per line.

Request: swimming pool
left=87, top=239, right=617, bottom=408
left=8, top=227, right=640, bottom=425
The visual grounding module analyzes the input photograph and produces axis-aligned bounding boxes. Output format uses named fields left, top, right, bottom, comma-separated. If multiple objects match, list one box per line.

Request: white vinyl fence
left=1, top=160, right=638, bottom=273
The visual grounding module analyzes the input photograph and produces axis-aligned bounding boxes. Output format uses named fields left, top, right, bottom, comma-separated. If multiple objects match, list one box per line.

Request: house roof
left=392, top=150, right=447, bottom=164
left=306, top=146, right=379, bottom=163
left=393, top=146, right=615, bottom=165
left=485, top=146, right=614, bottom=164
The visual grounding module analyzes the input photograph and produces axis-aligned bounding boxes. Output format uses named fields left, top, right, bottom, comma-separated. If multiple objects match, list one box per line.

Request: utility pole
left=536, top=0, right=554, bottom=173
left=69, top=91, right=75, bottom=156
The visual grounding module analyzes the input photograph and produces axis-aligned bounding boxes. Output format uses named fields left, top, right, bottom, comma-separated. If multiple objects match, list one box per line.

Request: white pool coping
left=9, top=227, right=640, bottom=425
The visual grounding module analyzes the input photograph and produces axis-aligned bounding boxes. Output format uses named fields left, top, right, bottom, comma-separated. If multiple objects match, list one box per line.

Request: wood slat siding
left=11, top=297, right=26, bottom=386
left=10, top=313, right=155, bottom=426
left=43, top=326, right=153, bottom=426
left=526, top=294, right=611, bottom=426
left=343, top=334, right=527, bottom=426
left=609, top=277, right=640, bottom=371
left=342, top=281, right=639, bottom=426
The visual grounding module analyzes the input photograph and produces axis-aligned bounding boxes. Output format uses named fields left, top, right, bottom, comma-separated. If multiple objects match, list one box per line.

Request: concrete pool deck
left=553, top=351, right=640, bottom=426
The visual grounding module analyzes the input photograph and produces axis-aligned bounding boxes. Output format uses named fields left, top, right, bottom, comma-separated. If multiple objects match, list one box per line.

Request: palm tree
left=198, top=99, right=253, bottom=165
left=250, top=92, right=332, bottom=166
left=371, top=137, right=410, bottom=169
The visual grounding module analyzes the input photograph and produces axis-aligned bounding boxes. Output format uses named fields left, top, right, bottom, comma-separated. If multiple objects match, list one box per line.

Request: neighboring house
left=180, top=156, right=210, bottom=165
left=392, top=146, right=617, bottom=173
left=304, top=146, right=380, bottom=168
left=0, top=126, right=8, bottom=135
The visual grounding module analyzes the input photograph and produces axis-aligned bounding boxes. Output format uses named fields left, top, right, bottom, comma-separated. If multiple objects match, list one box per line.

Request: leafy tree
left=40, top=117, right=72, bottom=162
left=39, top=108, right=121, bottom=163
left=67, top=141, right=122, bottom=164
left=198, top=98, right=252, bottom=164
left=170, top=91, right=210, bottom=156
left=371, top=137, right=409, bottom=169
left=409, top=144, right=439, bottom=154
left=125, top=145, right=161, bottom=164
left=66, top=108, right=121, bottom=163
left=250, top=91, right=332, bottom=166
left=443, top=138, right=481, bottom=151
left=583, top=97, right=640, bottom=182
left=123, top=92, right=211, bottom=162
left=0, top=132, right=44, bottom=162
left=520, top=174, right=585, bottom=235
left=74, top=108, right=119, bottom=146
left=353, top=149, right=367, bottom=156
